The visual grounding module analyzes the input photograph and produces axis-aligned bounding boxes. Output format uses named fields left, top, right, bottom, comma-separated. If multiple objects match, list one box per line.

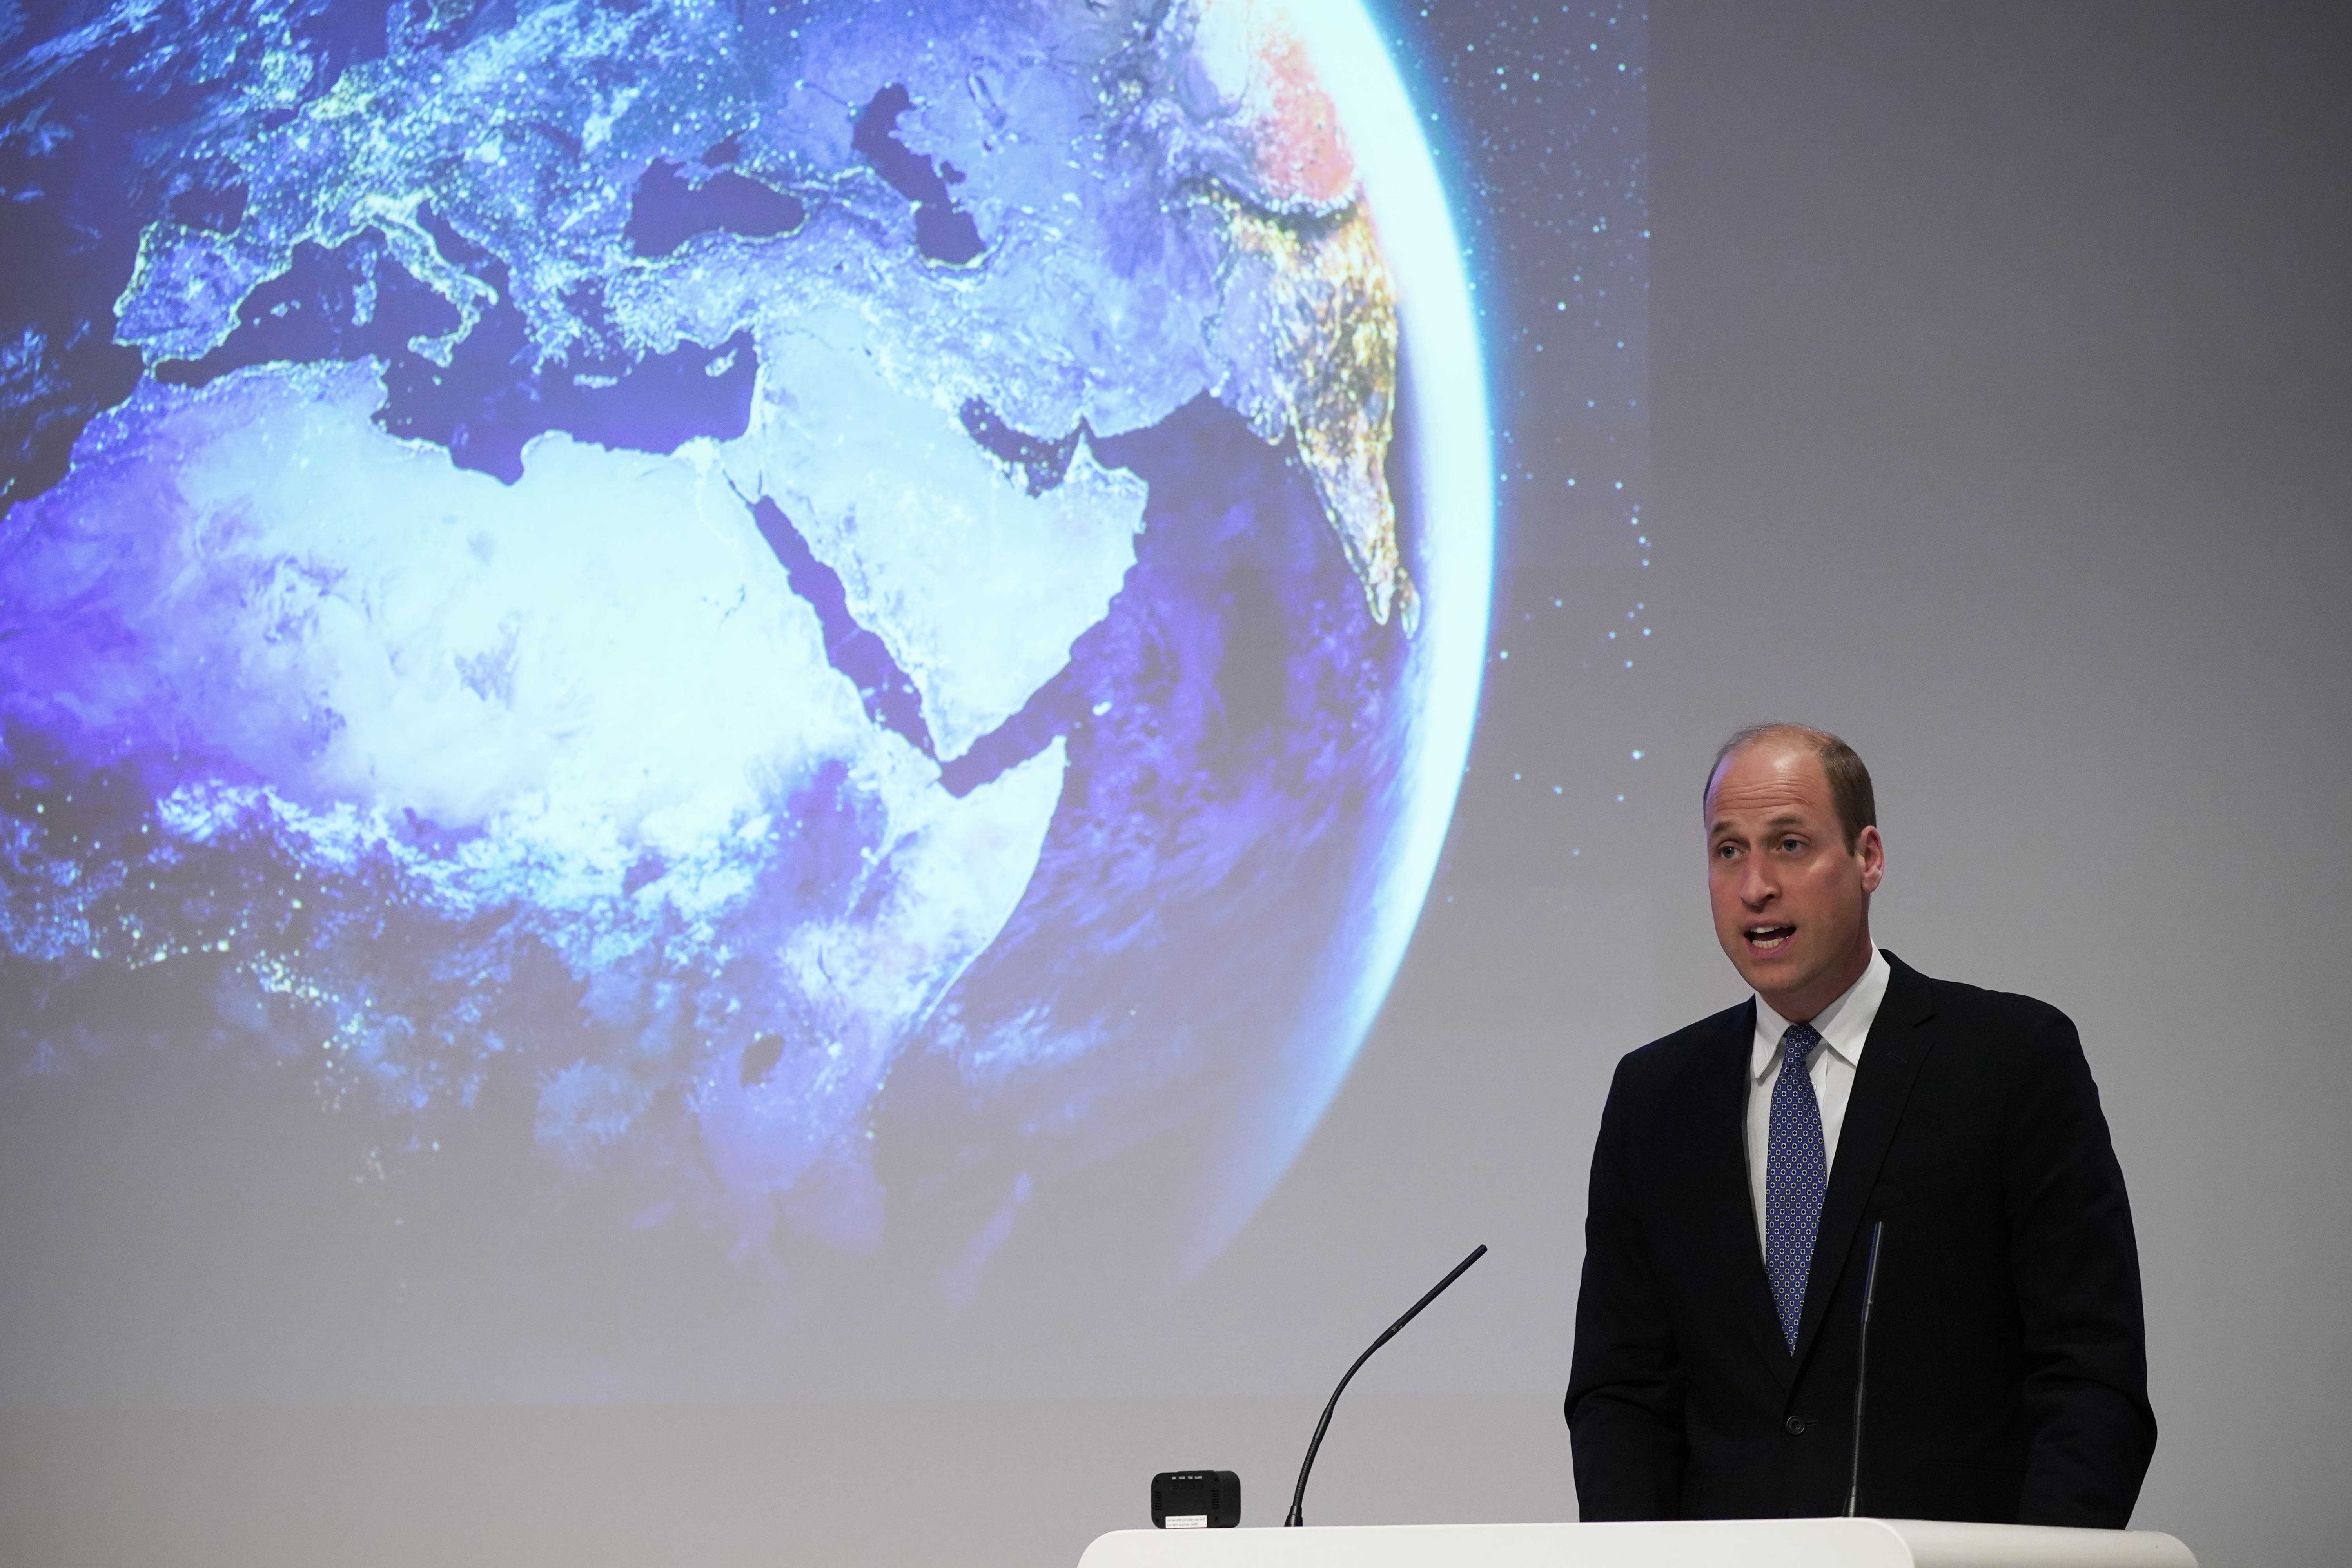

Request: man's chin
left=1726, top=947, right=1810, bottom=1003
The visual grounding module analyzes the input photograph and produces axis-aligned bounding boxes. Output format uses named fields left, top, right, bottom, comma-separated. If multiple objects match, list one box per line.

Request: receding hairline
left=1704, top=723, right=1839, bottom=798
left=1702, top=722, right=1878, bottom=849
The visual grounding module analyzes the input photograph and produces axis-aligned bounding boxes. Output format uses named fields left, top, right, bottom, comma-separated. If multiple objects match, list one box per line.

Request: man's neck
left=1760, top=933, right=1876, bottom=1025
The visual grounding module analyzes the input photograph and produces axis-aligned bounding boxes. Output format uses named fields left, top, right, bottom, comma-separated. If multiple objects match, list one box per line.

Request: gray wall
left=1642, top=10, right=2352, bottom=1558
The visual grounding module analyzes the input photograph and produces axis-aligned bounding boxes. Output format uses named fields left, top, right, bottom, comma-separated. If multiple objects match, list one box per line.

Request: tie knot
left=1780, top=1022, right=1822, bottom=1069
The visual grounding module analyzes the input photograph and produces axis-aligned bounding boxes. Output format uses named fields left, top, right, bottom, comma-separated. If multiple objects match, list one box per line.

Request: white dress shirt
left=1745, top=946, right=1892, bottom=1256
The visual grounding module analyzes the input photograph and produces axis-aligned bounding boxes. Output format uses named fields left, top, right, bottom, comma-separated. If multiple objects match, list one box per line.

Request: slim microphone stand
left=1844, top=1221, right=1886, bottom=1518
left=1284, top=1243, right=1488, bottom=1528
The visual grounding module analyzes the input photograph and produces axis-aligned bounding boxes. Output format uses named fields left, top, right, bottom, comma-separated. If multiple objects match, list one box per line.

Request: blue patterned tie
left=1766, top=1022, right=1829, bottom=1353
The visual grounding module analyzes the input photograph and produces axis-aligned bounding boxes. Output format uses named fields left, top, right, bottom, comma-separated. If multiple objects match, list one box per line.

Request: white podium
left=1079, top=1519, right=2196, bottom=1568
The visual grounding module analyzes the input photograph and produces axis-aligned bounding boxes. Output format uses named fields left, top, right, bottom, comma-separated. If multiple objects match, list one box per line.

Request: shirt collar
left=1750, top=945, right=1892, bottom=1082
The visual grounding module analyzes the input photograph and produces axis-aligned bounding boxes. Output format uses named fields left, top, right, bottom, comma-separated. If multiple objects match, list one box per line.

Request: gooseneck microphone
left=1283, top=1243, right=1488, bottom=1528
left=1844, top=1221, right=1886, bottom=1518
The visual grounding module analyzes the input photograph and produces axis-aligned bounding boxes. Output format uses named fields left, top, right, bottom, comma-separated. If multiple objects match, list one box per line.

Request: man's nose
left=1740, top=863, right=1777, bottom=907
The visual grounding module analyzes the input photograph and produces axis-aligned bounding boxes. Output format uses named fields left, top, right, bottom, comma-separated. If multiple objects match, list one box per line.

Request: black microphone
left=1283, top=1243, right=1488, bottom=1528
left=1844, top=1220, right=1886, bottom=1518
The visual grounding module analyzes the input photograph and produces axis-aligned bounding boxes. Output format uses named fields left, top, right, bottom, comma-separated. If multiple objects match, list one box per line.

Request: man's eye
left=1780, top=838, right=1804, bottom=853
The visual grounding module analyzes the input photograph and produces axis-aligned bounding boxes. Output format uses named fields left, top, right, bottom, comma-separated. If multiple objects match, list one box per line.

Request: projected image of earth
left=0, top=0, right=1487, bottom=1322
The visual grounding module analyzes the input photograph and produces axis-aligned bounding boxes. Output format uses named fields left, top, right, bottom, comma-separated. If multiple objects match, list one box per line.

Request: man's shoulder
left=1883, top=954, right=2094, bottom=1093
left=1612, top=997, right=1752, bottom=1096
left=1889, top=953, right=2081, bottom=1046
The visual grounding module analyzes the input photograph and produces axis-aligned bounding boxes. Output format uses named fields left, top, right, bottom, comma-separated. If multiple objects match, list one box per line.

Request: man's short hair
left=1705, top=723, right=1877, bottom=851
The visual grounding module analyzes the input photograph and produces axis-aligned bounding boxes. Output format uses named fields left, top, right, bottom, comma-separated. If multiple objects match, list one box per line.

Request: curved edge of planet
left=0, top=0, right=1495, bottom=1345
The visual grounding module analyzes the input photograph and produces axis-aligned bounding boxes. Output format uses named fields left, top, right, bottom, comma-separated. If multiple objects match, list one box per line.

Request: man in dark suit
left=1564, top=724, right=2155, bottom=1526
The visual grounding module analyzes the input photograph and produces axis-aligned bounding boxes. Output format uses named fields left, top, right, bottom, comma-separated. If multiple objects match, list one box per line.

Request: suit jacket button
left=1785, top=1416, right=1808, bottom=1435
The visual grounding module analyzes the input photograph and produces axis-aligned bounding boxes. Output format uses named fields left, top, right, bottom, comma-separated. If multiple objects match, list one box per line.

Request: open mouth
left=1744, top=924, right=1796, bottom=952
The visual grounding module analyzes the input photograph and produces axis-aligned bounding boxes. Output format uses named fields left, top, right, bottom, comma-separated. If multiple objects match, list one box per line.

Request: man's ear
left=1856, top=824, right=1885, bottom=894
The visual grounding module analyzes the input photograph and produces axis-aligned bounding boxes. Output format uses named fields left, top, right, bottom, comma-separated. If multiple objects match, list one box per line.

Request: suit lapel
left=1790, top=953, right=1939, bottom=1374
left=1686, top=999, right=1802, bottom=1392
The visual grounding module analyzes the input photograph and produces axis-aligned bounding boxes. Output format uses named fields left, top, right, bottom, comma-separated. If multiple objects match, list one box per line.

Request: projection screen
left=0, top=0, right=1636, bottom=1408
left=10, top=3, right=2344, bottom=1567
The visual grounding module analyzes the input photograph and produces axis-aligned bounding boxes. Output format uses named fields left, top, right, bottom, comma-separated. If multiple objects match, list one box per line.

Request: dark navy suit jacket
left=1564, top=953, right=2156, bottom=1525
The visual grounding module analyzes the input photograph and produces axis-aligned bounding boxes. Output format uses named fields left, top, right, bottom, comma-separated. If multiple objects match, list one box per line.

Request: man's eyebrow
left=1709, top=811, right=1812, bottom=838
